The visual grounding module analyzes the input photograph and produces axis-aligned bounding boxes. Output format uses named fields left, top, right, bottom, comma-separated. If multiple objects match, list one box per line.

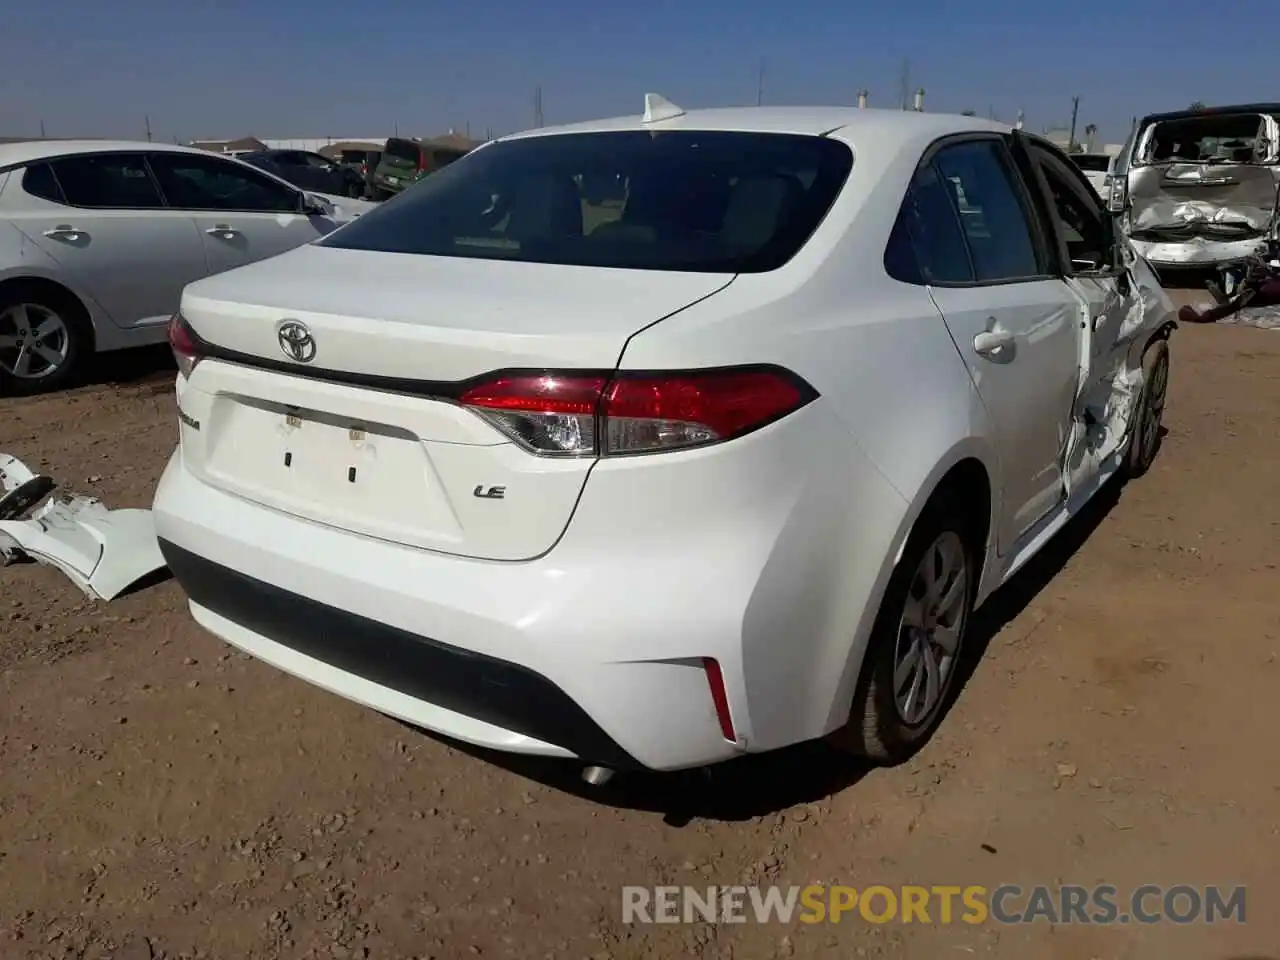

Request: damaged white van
left=1109, top=104, right=1280, bottom=270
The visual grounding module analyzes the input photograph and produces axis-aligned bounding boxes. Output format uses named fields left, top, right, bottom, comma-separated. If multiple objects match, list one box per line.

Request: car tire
left=0, top=283, right=91, bottom=397
left=831, top=492, right=977, bottom=765
left=1123, top=340, right=1170, bottom=479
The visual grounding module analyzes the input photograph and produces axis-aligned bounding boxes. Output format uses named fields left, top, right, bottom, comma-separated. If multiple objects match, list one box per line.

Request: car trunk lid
left=1127, top=162, right=1280, bottom=242
left=176, top=245, right=733, bottom=561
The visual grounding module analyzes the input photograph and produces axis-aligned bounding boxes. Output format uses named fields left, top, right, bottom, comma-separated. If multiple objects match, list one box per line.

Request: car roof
left=0, top=139, right=223, bottom=170
left=499, top=105, right=1010, bottom=144
left=1140, top=103, right=1280, bottom=125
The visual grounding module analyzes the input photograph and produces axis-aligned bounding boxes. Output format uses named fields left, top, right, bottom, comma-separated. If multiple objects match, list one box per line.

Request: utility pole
left=144, top=114, right=152, bottom=142
left=898, top=59, right=911, bottom=111
left=1068, top=95, right=1080, bottom=151
left=534, top=85, right=544, bottom=127
left=394, top=120, right=399, bottom=136
left=39, top=119, right=46, bottom=138
left=756, top=58, right=766, bottom=106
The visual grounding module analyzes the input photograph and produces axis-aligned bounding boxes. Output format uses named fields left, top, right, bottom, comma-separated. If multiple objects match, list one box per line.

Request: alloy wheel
left=893, top=530, right=969, bottom=726
left=1139, top=352, right=1169, bottom=465
left=0, top=303, right=70, bottom=380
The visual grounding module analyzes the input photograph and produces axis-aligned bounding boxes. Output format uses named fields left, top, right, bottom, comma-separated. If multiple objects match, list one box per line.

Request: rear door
left=906, top=136, right=1083, bottom=552
left=8, top=152, right=208, bottom=330
left=147, top=151, right=335, bottom=276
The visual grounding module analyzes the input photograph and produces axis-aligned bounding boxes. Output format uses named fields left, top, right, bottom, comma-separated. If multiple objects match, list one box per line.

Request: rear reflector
left=459, top=366, right=815, bottom=457
left=703, top=658, right=737, bottom=742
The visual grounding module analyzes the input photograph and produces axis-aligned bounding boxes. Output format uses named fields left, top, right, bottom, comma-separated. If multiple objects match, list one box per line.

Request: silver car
left=1108, top=104, right=1280, bottom=271
left=0, top=140, right=373, bottom=395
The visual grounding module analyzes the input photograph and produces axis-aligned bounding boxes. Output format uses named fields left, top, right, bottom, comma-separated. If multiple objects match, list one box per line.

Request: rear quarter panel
left=616, top=137, right=1001, bottom=739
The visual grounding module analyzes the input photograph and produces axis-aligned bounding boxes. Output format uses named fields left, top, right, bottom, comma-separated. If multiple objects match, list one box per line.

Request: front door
left=903, top=137, right=1082, bottom=552
left=1020, top=139, right=1152, bottom=496
left=147, top=152, right=335, bottom=276
left=11, top=153, right=208, bottom=330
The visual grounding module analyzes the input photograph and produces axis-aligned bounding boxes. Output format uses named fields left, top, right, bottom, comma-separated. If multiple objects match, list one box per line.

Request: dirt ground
left=1, top=292, right=1278, bottom=960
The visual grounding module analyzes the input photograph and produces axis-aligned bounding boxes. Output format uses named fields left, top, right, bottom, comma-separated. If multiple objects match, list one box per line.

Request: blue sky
left=3, top=0, right=1273, bottom=144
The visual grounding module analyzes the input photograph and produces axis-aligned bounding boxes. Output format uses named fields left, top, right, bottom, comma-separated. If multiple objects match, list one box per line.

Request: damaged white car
left=154, top=104, right=1175, bottom=778
left=1109, top=104, right=1280, bottom=270
left=0, top=454, right=167, bottom=601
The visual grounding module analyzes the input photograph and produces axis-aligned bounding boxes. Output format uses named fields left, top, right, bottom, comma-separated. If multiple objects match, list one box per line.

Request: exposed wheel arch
left=927, top=458, right=993, bottom=586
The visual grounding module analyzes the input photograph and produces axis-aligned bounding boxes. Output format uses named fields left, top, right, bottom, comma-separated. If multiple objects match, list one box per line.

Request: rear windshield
left=322, top=130, right=854, bottom=273
left=384, top=139, right=421, bottom=162
left=1138, top=113, right=1272, bottom=164
left=1071, top=154, right=1110, bottom=172
left=339, top=150, right=370, bottom=163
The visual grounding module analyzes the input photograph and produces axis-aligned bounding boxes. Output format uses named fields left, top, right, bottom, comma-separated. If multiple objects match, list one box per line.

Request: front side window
left=323, top=131, right=854, bottom=273
left=48, top=153, right=165, bottom=209
left=1029, top=145, right=1108, bottom=270
left=931, top=140, right=1042, bottom=282
left=148, top=153, right=299, bottom=213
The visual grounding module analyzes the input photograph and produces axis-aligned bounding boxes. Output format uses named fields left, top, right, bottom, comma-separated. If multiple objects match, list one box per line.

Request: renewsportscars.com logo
left=622, top=884, right=1247, bottom=926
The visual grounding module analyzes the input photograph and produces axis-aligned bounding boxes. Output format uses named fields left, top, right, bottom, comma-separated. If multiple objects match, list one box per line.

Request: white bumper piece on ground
left=0, top=454, right=167, bottom=601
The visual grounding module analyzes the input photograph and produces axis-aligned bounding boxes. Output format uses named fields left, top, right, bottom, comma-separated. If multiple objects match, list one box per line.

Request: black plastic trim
left=158, top=539, right=643, bottom=770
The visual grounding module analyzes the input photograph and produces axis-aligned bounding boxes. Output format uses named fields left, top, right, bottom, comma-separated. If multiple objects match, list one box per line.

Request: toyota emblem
left=277, top=320, right=316, bottom=363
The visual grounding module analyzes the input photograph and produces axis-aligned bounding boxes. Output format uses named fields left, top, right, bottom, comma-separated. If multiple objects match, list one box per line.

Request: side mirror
left=300, top=192, right=332, bottom=216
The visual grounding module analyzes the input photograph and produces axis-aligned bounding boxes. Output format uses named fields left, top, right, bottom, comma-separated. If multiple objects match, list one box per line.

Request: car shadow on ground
left=407, top=473, right=1130, bottom=825
left=81, top=344, right=175, bottom=389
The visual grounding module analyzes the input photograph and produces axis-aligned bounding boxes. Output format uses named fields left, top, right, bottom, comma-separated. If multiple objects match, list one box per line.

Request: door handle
left=42, top=225, right=85, bottom=240
left=205, top=224, right=240, bottom=239
left=973, top=329, right=1015, bottom=358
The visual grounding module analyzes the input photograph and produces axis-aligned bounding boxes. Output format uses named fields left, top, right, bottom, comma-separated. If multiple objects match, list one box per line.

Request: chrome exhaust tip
left=581, top=765, right=614, bottom=786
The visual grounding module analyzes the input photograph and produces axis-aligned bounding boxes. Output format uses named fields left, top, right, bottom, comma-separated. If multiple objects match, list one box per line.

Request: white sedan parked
left=153, top=98, right=1175, bottom=778
left=0, top=140, right=372, bottom=394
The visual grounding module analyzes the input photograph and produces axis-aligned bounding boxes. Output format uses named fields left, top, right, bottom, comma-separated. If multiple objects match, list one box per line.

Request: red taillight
left=458, top=367, right=813, bottom=457
left=703, top=658, right=737, bottom=742
left=168, top=313, right=203, bottom=379
left=459, top=374, right=606, bottom=456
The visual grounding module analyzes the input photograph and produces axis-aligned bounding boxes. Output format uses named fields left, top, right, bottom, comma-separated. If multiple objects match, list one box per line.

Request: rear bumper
left=152, top=398, right=906, bottom=772
left=159, top=539, right=640, bottom=768
left=1129, top=235, right=1269, bottom=267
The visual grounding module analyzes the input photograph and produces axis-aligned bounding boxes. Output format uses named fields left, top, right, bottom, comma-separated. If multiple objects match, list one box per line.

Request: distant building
left=1042, top=127, right=1073, bottom=149
left=189, top=136, right=267, bottom=154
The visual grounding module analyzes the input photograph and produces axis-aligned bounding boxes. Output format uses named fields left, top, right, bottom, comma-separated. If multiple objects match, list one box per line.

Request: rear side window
left=1071, top=154, right=1111, bottom=172
left=48, top=153, right=165, bottom=209
left=22, top=163, right=65, bottom=204
left=384, top=139, right=421, bottom=162
left=887, top=161, right=974, bottom=284
left=323, top=131, right=854, bottom=273
left=931, top=140, right=1041, bottom=282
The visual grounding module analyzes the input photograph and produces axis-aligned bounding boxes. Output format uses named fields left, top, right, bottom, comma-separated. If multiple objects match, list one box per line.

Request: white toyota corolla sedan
left=153, top=97, right=1176, bottom=778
